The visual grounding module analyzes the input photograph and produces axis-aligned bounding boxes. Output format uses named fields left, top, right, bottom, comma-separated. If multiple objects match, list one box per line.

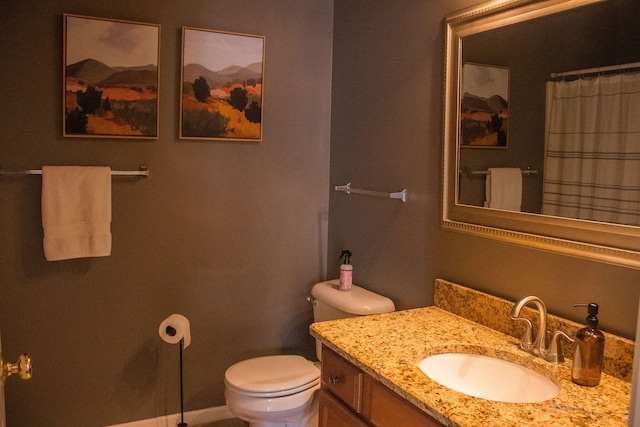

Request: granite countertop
left=310, top=307, right=631, bottom=427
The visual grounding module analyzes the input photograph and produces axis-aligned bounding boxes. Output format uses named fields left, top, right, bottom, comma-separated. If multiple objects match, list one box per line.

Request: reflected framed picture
left=63, top=14, right=160, bottom=139
left=460, top=63, right=509, bottom=148
left=180, top=27, right=265, bottom=141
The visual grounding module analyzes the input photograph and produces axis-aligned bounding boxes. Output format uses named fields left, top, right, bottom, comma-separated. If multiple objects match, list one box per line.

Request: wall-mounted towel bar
left=0, top=165, right=149, bottom=177
left=459, top=167, right=537, bottom=177
left=334, top=183, right=407, bottom=202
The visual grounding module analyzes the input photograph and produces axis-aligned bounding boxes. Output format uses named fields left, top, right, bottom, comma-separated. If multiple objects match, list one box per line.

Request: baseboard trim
left=105, top=405, right=236, bottom=427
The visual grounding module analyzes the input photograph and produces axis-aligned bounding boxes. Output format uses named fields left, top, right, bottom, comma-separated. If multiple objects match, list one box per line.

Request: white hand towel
left=485, top=168, right=522, bottom=211
left=41, top=166, right=112, bottom=261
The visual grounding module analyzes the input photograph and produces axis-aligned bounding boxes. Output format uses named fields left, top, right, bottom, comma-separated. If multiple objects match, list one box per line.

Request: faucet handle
left=511, top=316, right=535, bottom=352
left=544, top=330, right=574, bottom=364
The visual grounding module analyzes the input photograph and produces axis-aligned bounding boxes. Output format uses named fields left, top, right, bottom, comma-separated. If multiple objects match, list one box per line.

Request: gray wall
left=328, top=0, right=440, bottom=310
left=2, top=0, right=640, bottom=426
left=329, top=0, right=640, bottom=343
left=0, top=1, right=333, bottom=426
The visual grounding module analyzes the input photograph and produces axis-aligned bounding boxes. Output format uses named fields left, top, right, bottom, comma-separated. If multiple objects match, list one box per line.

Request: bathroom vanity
left=310, top=280, right=633, bottom=427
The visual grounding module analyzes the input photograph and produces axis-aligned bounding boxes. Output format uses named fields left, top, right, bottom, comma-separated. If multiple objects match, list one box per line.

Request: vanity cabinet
left=320, top=345, right=445, bottom=427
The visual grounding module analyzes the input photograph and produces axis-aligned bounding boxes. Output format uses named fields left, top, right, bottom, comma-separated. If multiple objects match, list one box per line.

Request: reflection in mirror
left=442, top=0, right=640, bottom=268
left=457, top=0, right=640, bottom=226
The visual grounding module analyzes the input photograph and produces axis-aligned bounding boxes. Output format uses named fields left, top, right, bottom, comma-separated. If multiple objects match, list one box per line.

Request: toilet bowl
left=224, top=355, right=320, bottom=427
left=223, top=280, right=395, bottom=427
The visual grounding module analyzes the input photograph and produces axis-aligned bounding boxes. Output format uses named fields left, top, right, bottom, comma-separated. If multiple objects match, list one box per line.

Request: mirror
left=443, top=0, right=640, bottom=268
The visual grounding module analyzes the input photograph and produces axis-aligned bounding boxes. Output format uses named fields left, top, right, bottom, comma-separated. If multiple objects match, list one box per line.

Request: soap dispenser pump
left=339, top=250, right=353, bottom=291
left=571, top=303, right=605, bottom=387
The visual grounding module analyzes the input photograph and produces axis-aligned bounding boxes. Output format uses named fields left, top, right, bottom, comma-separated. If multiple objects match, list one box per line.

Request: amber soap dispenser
left=571, top=303, right=605, bottom=386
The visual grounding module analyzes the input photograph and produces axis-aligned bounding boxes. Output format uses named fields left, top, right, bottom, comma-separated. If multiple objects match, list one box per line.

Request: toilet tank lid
left=311, top=280, right=395, bottom=315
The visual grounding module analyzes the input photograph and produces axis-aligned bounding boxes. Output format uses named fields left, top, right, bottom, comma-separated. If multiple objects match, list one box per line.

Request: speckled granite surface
left=434, top=279, right=634, bottom=382
left=310, top=281, right=633, bottom=427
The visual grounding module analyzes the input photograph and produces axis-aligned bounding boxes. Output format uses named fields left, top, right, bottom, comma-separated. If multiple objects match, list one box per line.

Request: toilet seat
left=224, top=355, right=320, bottom=398
left=226, top=377, right=319, bottom=398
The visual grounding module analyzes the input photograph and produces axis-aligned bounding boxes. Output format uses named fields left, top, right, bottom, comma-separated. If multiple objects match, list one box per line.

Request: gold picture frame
left=180, top=27, right=265, bottom=141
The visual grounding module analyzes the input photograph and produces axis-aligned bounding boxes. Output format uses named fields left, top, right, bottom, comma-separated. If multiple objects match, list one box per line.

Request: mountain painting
left=461, top=63, right=509, bottom=148
left=63, top=14, right=160, bottom=139
left=180, top=27, right=265, bottom=141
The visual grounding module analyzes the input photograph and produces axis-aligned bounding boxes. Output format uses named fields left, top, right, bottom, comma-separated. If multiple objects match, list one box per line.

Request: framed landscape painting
left=180, top=27, right=265, bottom=141
left=63, top=14, right=160, bottom=139
left=460, top=63, right=509, bottom=148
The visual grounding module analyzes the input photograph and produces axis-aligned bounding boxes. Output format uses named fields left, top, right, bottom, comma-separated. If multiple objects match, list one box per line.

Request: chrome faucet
left=510, top=296, right=573, bottom=364
left=511, top=296, right=547, bottom=356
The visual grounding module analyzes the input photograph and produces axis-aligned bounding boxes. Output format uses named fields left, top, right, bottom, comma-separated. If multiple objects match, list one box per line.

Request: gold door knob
left=2, top=353, right=32, bottom=384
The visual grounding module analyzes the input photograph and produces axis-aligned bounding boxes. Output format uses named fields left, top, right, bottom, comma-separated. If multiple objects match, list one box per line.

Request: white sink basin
left=418, top=352, right=559, bottom=403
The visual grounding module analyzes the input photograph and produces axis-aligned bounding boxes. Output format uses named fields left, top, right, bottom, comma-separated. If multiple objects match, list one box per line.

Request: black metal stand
left=177, top=338, right=188, bottom=427
left=178, top=339, right=188, bottom=427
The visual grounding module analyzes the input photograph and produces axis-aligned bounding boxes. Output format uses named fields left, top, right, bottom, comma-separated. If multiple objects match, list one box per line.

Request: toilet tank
left=310, top=279, right=395, bottom=360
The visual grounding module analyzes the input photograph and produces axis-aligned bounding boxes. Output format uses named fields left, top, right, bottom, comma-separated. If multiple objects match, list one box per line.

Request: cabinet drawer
left=321, top=346, right=363, bottom=412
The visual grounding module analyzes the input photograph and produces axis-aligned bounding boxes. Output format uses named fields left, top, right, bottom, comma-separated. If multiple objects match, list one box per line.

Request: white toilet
left=224, top=279, right=395, bottom=427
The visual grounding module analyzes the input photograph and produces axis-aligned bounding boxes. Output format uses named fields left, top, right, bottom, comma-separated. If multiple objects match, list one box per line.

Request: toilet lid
left=225, top=355, right=320, bottom=395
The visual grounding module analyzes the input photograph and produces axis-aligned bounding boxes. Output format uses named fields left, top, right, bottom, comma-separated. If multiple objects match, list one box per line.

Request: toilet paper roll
left=159, top=314, right=191, bottom=349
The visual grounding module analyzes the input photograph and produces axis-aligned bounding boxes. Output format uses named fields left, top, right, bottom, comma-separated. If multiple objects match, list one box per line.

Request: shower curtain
left=542, top=72, right=640, bottom=226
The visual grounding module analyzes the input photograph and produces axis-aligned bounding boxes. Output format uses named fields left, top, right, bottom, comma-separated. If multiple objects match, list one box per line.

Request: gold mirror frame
left=442, top=0, right=640, bottom=269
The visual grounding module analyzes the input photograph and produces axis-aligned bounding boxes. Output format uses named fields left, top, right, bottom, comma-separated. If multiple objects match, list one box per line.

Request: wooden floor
left=191, top=419, right=248, bottom=427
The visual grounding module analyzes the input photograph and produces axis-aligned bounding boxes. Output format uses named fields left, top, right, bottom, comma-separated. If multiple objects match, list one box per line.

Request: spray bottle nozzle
left=339, top=250, right=352, bottom=264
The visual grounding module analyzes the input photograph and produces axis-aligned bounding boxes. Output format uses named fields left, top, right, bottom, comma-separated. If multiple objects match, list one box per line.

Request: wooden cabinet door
left=362, top=374, right=444, bottom=427
left=318, top=389, right=370, bottom=427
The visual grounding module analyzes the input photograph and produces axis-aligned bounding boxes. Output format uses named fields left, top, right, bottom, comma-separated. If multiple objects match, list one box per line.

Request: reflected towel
left=484, top=168, right=522, bottom=211
left=41, top=166, right=112, bottom=261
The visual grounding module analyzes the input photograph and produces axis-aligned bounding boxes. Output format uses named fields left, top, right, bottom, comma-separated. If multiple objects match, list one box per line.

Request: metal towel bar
left=0, top=165, right=149, bottom=177
left=334, top=183, right=406, bottom=202
left=459, top=167, right=537, bottom=177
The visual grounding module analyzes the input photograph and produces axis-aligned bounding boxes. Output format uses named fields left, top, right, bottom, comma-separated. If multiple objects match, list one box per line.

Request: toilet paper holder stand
left=165, top=326, right=188, bottom=427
